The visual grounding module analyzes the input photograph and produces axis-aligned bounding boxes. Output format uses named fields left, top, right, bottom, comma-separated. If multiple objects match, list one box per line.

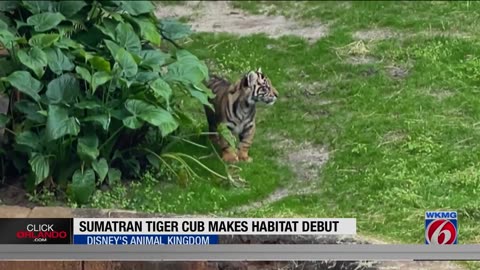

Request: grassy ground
left=89, top=1, right=480, bottom=249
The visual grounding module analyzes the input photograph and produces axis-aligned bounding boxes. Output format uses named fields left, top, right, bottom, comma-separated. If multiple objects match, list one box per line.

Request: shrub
left=0, top=0, right=214, bottom=204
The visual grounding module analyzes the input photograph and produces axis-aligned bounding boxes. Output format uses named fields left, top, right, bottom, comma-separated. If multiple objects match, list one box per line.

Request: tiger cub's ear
left=246, top=70, right=258, bottom=87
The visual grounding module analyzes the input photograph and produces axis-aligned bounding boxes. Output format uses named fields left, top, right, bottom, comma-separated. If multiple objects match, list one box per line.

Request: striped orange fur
left=204, top=68, right=278, bottom=163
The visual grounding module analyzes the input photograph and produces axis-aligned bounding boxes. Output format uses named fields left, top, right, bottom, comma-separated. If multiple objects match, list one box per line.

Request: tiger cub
left=204, top=68, right=278, bottom=163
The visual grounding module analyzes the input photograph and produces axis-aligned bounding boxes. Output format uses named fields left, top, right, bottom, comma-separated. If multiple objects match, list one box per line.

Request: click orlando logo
left=425, top=211, right=457, bottom=245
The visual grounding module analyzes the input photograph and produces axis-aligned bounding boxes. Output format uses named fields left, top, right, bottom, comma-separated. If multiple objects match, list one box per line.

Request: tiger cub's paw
left=238, top=151, right=252, bottom=163
left=222, top=151, right=239, bottom=163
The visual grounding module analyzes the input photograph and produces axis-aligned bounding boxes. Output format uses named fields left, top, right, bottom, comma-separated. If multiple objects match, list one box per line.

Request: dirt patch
left=353, top=29, right=399, bottom=41
left=346, top=55, right=381, bottom=65
left=231, top=134, right=330, bottom=213
left=155, top=1, right=328, bottom=42
left=385, top=65, right=410, bottom=79
left=426, top=88, right=455, bottom=101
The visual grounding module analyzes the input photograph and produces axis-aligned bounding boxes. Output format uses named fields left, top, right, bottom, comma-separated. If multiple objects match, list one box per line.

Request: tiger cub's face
left=245, top=68, right=278, bottom=105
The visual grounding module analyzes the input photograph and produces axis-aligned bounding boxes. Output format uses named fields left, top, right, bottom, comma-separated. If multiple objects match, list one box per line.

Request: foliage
left=0, top=0, right=215, bottom=204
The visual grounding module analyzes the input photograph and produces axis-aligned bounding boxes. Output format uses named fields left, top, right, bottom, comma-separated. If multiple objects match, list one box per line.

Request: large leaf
left=165, top=50, right=209, bottom=84
left=77, top=134, right=99, bottom=162
left=125, top=99, right=178, bottom=136
left=46, top=105, right=80, bottom=141
left=56, top=1, right=86, bottom=17
left=115, top=48, right=138, bottom=78
left=29, top=33, right=59, bottom=48
left=45, top=47, right=75, bottom=75
left=46, top=73, right=79, bottom=104
left=14, top=100, right=45, bottom=123
left=16, top=131, right=41, bottom=151
left=83, top=114, right=110, bottom=130
left=29, top=152, right=50, bottom=185
left=75, top=66, right=91, bottom=82
left=3, top=71, right=42, bottom=101
left=104, top=39, right=121, bottom=58
left=0, top=1, right=19, bottom=12
left=91, top=71, right=112, bottom=93
left=27, top=12, right=65, bottom=32
left=92, top=158, right=108, bottom=184
left=115, top=22, right=141, bottom=53
left=190, top=84, right=214, bottom=110
left=70, top=168, right=95, bottom=204
left=107, top=167, right=121, bottom=185
left=22, top=1, right=53, bottom=14
left=88, top=56, right=110, bottom=72
left=132, top=17, right=161, bottom=46
left=17, top=47, right=48, bottom=78
left=114, top=1, right=154, bottom=16
left=150, top=78, right=172, bottom=107
left=74, top=100, right=102, bottom=110
left=159, top=19, right=192, bottom=41
left=123, top=116, right=142, bottom=129
left=139, top=50, right=169, bottom=71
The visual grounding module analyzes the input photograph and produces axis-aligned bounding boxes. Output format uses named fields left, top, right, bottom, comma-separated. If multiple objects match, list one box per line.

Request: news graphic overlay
left=73, top=218, right=356, bottom=245
left=0, top=218, right=72, bottom=244
left=425, top=211, right=458, bottom=245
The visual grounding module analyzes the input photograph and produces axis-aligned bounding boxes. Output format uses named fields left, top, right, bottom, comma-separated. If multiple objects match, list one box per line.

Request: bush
left=0, top=0, right=214, bottom=204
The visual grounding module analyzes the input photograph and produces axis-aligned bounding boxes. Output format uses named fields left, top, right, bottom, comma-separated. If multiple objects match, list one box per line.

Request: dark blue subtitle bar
left=73, top=235, right=218, bottom=245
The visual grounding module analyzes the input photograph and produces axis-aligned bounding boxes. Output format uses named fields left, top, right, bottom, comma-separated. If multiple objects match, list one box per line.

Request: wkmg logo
left=425, top=211, right=458, bottom=245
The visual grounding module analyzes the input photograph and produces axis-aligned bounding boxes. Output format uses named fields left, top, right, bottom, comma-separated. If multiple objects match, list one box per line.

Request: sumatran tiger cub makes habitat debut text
left=205, top=68, right=279, bottom=163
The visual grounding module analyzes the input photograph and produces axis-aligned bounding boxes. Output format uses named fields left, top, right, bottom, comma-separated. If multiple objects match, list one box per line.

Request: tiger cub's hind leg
left=238, top=124, right=255, bottom=162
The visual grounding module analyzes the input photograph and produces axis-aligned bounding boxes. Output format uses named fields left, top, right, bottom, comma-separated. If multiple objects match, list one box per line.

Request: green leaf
left=107, top=167, right=121, bottom=185
left=28, top=33, right=59, bottom=48
left=45, top=105, right=80, bottom=141
left=88, top=56, right=110, bottom=72
left=74, top=100, right=102, bottom=110
left=159, top=19, right=192, bottom=41
left=125, top=99, right=178, bottom=136
left=115, top=48, right=138, bottom=78
left=45, top=47, right=75, bottom=75
left=83, top=114, right=110, bottom=130
left=190, top=84, right=213, bottom=110
left=29, top=153, right=50, bottom=185
left=3, top=71, right=42, bottom=102
left=57, top=37, right=81, bottom=49
left=115, top=22, right=141, bottom=53
left=77, top=134, right=99, bottom=162
left=0, top=29, right=16, bottom=49
left=17, top=47, right=48, bottom=78
left=22, top=1, right=53, bottom=14
left=123, top=115, right=143, bottom=129
left=132, top=17, right=161, bottom=46
left=91, top=71, right=112, bottom=93
left=104, top=39, right=121, bottom=58
left=16, top=131, right=41, bottom=151
left=165, top=50, right=209, bottom=84
left=27, top=12, right=65, bottom=32
left=14, top=100, right=45, bottom=123
left=218, top=123, right=237, bottom=148
left=0, top=113, right=8, bottom=127
left=0, top=1, right=19, bottom=12
left=46, top=73, right=79, bottom=104
left=71, top=168, right=95, bottom=204
left=75, top=66, right=91, bottom=82
left=56, top=1, right=86, bottom=17
left=150, top=78, right=172, bottom=107
left=114, top=1, right=154, bottom=16
left=139, top=50, right=169, bottom=71
left=92, top=158, right=108, bottom=184
left=135, top=71, right=158, bottom=83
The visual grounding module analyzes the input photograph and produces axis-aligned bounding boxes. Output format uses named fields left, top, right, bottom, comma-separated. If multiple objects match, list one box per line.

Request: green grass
left=91, top=1, right=480, bottom=251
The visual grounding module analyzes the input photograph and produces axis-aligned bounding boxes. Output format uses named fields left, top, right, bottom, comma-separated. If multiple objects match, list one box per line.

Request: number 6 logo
left=425, top=219, right=457, bottom=244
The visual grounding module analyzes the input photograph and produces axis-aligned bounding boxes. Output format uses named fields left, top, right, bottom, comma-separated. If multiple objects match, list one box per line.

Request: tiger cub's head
left=243, top=68, right=278, bottom=105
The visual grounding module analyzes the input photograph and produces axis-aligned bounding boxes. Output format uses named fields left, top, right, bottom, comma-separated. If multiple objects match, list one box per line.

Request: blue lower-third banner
left=73, top=235, right=219, bottom=245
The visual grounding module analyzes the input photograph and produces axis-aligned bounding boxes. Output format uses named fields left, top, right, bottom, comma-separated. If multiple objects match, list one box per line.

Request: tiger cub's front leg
left=238, top=124, right=255, bottom=162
